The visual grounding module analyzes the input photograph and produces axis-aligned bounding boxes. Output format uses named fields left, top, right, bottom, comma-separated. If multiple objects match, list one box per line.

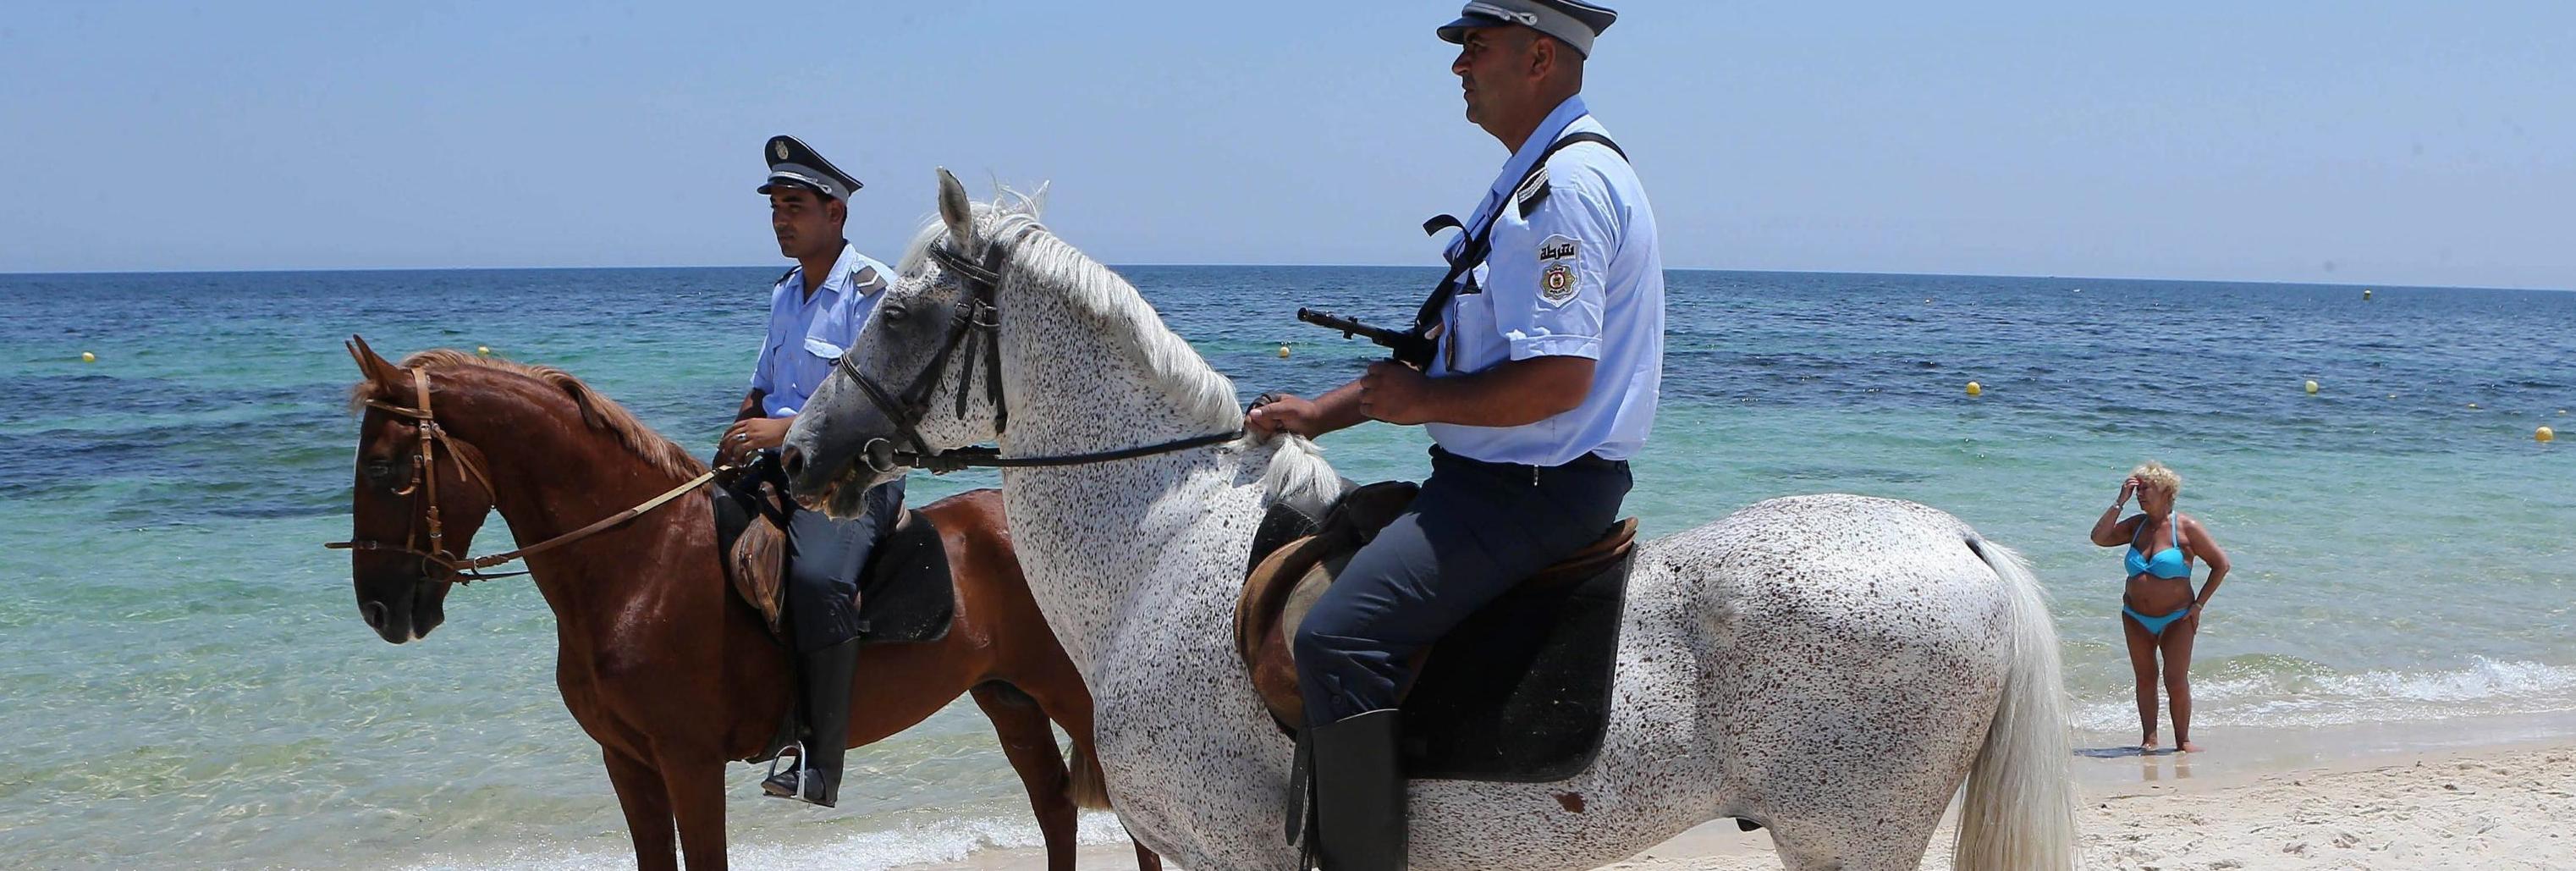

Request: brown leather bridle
left=327, top=367, right=713, bottom=584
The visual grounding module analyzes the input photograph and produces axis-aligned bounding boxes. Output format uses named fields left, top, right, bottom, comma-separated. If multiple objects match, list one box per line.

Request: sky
left=2, top=1, right=2570, bottom=289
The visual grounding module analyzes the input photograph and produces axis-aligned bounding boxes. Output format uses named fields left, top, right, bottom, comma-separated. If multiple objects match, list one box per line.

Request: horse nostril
left=361, top=600, right=388, bottom=630
left=780, top=445, right=806, bottom=480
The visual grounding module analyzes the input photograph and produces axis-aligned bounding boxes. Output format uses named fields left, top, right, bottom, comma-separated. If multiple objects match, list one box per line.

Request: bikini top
left=2125, top=518, right=2190, bottom=580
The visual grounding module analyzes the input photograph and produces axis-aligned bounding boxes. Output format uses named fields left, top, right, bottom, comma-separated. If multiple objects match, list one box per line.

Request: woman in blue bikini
left=2089, top=461, right=2233, bottom=752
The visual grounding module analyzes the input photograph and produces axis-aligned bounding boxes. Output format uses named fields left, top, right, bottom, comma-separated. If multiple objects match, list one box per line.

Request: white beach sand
left=893, top=740, right=2576, bottom=870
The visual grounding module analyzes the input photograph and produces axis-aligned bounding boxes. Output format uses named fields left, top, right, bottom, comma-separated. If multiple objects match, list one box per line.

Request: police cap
left=1438, top=0, right=1618, bottom=58
left=757, top=135, right=861, bottom=201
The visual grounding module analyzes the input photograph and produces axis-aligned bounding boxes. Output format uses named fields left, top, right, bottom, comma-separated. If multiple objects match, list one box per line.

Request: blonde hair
left=2131, top=460, right=2182, bottom=498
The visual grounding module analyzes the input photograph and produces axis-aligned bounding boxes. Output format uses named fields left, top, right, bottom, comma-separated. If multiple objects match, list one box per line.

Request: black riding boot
left=1312, top=708, right=1406, bottom=871
left=763, top=638, right=861, bottom=807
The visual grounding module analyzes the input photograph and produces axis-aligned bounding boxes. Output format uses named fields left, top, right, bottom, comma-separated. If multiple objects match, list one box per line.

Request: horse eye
left=881, top=303, right=908, bottom=323
left=362, top=458, right=395, bottom=482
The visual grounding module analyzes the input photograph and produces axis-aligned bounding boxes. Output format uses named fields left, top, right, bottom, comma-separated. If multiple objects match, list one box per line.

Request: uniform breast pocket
left=1445, top=284, right=1504, bottom=374
left=801, top=336, right=847, bottom=362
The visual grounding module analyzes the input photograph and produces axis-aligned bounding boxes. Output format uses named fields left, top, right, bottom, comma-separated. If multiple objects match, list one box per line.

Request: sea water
left=2, top=267, right=2568, bottom=868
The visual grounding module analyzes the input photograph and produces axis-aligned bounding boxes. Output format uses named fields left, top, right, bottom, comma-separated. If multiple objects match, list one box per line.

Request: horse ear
left=936, top=167, right=973, bottom=247
left=347, top=334, right=403, bottom=392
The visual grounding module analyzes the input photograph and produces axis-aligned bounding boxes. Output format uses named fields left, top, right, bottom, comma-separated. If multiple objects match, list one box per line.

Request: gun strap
left=1408, top=131, right=1628, bottom=349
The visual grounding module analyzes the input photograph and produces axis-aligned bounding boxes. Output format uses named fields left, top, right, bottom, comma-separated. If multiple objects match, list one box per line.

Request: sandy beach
left=896, top=739, right=2576, bottom=870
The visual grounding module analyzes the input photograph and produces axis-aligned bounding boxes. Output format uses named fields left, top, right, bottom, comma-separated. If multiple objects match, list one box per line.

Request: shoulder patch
left=1538, top=234, right=1579, bottom=262
left=1513, top=166, right=1553, bottom=218
left=850, top=265, right=883, bottom=294
left=1540, top=262, right=1578, bottom=305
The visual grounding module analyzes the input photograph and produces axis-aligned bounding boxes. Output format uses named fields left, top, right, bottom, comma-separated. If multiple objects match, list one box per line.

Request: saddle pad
left=715, top=481, right=957, bottom=648
left=1399, top=549, right=1632, bottom=782
left=852, top=508, right=955, bottom=645
left=1238, top=503, right=1638, bottom=782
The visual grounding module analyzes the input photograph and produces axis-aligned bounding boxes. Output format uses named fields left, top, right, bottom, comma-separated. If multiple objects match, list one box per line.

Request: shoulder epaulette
left=1514, top=165, right=1554, bottom=218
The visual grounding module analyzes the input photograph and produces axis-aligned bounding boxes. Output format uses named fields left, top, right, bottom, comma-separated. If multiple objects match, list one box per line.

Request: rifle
left=1295, top=308, right=1434, bottom=367
left=1289, top=133, right=1628, bottom=374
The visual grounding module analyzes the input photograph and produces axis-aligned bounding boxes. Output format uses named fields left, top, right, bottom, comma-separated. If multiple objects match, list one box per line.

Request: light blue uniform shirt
left=751, top=242, right=892, bottom=418
left=1425, top=96, right=1665, bottom=466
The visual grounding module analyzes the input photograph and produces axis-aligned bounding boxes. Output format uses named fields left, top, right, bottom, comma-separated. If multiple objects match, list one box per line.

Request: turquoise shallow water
left=1, top=267, right=2570, bottom=868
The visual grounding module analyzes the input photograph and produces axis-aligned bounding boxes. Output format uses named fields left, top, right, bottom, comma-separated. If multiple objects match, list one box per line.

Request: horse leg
left=658, top=758, right=729, bottom=871
left=998, top=670, right=1166, bottom=870
left=970, top=682, right=1083, bottom=871
left=603, top=749, right=679, bottom=871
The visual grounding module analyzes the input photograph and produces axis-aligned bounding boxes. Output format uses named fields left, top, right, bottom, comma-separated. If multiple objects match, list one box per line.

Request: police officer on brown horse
left=717, top=135, right=907, bottom=808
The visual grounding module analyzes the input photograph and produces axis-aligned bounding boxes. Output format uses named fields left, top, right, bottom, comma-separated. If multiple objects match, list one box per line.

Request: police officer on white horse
left=1243, top=2, right=1663, bottom=867
left=717, top=135, right=906, bottom=808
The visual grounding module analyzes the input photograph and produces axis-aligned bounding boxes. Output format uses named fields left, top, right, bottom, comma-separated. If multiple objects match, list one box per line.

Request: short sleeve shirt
left=1424, top=96, right=1665, bottom=466
left=750, top=242, right=893, bottom=418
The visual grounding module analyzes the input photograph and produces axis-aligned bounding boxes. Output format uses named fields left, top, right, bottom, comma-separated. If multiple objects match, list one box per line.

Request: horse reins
left=834, top=218, right=1244, bottom=476
left=325, top=367, right=715, bottom=584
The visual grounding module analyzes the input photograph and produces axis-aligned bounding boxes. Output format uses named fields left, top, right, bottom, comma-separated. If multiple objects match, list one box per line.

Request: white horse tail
left=1951, top=537, right=2078, bottom=870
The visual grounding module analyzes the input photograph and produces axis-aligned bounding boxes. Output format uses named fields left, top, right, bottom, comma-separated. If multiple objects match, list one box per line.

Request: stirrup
left=761, top=742, right=807, bottom=800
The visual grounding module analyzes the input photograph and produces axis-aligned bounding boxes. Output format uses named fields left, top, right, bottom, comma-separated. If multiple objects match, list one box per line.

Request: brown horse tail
left=1067, top=737, right=1115, bottom=811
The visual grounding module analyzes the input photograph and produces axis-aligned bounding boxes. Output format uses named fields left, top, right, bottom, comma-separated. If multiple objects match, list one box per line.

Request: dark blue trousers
left=1293, top=447, right=1631, bottom=725
left=784, top=477, right=905, bottom=653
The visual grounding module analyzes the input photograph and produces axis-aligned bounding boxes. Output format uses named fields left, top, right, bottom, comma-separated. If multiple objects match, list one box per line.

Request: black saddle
left=1236, top=482, right=1637, bottom=783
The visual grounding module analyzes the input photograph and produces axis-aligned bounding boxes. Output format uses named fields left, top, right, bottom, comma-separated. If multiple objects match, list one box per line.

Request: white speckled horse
left=781, top=171, right=2077, bottom=870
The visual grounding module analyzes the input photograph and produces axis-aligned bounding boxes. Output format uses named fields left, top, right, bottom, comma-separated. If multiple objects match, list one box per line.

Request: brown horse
left=338, top=339, right=1158, bottom=871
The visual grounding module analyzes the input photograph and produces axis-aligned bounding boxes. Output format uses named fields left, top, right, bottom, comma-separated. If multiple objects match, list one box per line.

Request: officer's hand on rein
left=718, top=416, right=794, bottom=465
left=1359, top=361, right=1435, bottom=426
left=1246, top=394, right=1319, bottom=439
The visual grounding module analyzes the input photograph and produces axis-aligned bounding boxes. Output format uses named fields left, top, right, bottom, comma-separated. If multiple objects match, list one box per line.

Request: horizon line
left=0, top=263, right=2566, bottom=295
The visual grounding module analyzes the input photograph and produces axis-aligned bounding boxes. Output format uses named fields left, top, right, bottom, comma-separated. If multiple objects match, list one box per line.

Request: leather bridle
left=327, top=367, right=713, bottom=584
left=834, top=222, right=1032, bottom=475
left=830, top=220, right=1241, bottom=476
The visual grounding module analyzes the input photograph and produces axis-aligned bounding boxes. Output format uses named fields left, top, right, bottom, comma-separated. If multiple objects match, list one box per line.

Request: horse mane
left=901, top=190, right=1344, bottom=510
left=350, top=350, right=709, bottom=481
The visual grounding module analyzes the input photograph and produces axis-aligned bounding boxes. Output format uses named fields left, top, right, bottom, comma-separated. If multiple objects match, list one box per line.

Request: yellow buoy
left=80, top=351, right=96, bottom=363
left=2469, top=403, right=2480, bottom=410
left=1277, top=345, right=1291, bottom=359
left=2540, top=427, right=2557, bottom=444
left=476, top=345, right=492, bottom=356
left=2364, top=289, right=2374, bottom=300
left=2304, top=380, right=2320, bottom=394
left=1965, top=381, right=1983, bottom=397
